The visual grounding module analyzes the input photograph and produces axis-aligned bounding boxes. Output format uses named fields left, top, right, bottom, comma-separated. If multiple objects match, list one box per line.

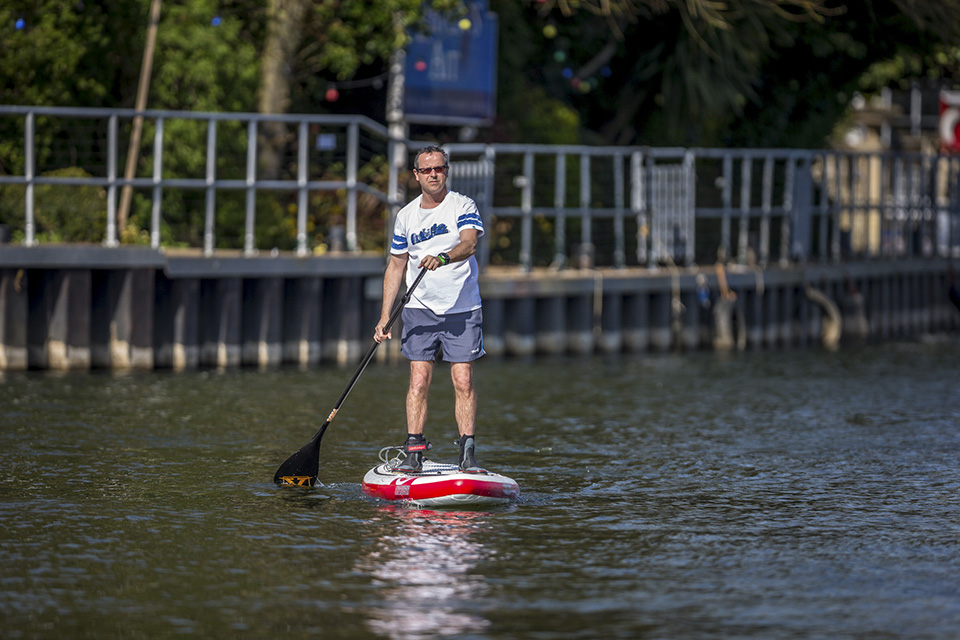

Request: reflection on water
left=357, top=506, right=491, bottom=640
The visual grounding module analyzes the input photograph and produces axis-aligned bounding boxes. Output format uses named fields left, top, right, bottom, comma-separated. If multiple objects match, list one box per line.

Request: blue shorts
left=400, top=307, right=485, bottom=363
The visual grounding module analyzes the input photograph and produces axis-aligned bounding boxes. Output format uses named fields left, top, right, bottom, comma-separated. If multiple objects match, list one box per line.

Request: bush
left=0, top=167, right=107, bottom=243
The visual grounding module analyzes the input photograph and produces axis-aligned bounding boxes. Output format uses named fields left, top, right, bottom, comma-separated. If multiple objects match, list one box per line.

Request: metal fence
left=2, top=105, right=960, bottom=268
left=0, top=105, right=398, bottom=255
left=446, top=144, right=960, bottom=270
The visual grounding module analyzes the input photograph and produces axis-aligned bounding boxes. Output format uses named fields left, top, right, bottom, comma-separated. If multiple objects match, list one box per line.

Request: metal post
left=520, top=152, right=534, bottom=271
left=295, top=121, right=309, bottom=256
left=105, top=114, right=119, bottom=247
left=479, top=145, right=495, bottom=270
left=738, top=155, right=752, bottom=264
left=553, top=153, right=566, bottom=268
left=613, top=153, right=625, bottom=268
left=720, top=154, right=732, bottom=261
left=819, top=153, right=829, bottom=261
left=630, top=151, right=645, bottom=265
left=151, top=116, right=164, bottom=249
left=780, top=154, right=794, bottom=265
left=646, top=153, right=657, bottom=267
left=850, top=152, right=860, bottom=257
left=203, top=119, right=217, bottom=256
left=683, top=151, right=695, bottom=266
left=879, top=153, right=888, bottom=257
left=760, top=155, right=773, bottom=265
left=244, top=119, right=257, bottom=255
left=346, top=122, right=359, bottom=251
left=24, top=111, right=35, bottom=246
left=832, top=153, right=842, bottom=261
left=579, top=153, right=592, bottom=267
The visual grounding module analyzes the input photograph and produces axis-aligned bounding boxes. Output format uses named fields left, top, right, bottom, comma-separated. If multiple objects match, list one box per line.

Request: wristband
left=438, top=252, right=451, bottom=266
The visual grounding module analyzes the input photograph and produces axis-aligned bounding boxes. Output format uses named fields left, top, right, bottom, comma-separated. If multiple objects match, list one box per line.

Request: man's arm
left=419, top=229, right=480, bottom=270
left=374, top=253, right=408, bottom=343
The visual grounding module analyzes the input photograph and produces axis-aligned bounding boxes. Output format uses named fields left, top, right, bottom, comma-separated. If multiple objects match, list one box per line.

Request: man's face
left=414, top=151, right=448, bottom=195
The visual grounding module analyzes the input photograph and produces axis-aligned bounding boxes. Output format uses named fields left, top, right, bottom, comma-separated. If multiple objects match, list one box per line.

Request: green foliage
left=0, top=167, right=106, bottom=244
left=0, top=2, right=114, bottom=107
left=860, top=45, right=960, bottom=93
left=507, top=0, right=960, bottom=148
left=151, top=1, right=260, bottom=112
left=288, top=0, right=465, bottom=111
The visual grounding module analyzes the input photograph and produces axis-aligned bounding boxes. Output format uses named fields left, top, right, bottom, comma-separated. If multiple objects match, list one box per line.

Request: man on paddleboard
left=374, top=145, right=485, bottom=474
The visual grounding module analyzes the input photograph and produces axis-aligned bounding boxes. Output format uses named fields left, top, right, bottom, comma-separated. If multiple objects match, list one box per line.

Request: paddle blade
left=273, top=426, right=326, bottom=486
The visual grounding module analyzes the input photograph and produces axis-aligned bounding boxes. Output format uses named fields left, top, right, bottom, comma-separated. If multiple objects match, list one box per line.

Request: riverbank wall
left=1, top=246, right=957, bottom=371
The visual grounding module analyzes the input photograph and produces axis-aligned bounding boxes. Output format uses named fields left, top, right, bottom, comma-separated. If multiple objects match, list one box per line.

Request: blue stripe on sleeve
left=392, top=234, right=408, bottom=251
left=457, top=213, right=484, bottom=229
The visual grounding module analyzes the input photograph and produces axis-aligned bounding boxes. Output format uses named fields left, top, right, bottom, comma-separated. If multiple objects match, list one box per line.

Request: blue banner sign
left=404, top=0, right=499, bottom=124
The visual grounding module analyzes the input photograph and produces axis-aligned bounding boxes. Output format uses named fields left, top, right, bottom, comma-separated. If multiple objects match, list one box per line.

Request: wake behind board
left=362, top=458, right=520, bottom=508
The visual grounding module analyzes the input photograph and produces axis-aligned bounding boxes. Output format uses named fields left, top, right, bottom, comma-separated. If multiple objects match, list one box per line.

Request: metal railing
left=2, top=105, right=960, bottom=268
left=446, top=143, right=960, bottom=270
left=0, top=105, right=398, bottom=255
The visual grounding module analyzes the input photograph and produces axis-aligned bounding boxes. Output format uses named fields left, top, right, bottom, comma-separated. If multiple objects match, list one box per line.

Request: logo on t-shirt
left=410, top=223, right=450, bottom=245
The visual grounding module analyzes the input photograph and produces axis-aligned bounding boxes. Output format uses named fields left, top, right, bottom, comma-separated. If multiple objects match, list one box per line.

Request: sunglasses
left=414, top=165, right=448, bottom=175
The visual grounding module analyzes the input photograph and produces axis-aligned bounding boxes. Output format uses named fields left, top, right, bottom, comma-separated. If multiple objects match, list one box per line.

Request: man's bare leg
left=451, top=362, right=481, bottom=471
left=406, top=360, right=433, bottom=435
left=450, top=362, right=476, bottom=437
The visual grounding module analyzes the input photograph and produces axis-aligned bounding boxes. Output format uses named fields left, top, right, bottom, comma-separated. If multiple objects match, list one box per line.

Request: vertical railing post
left=579, top=153, right=592, bottom=267
left=646, top=153, right=658, bottom=267
left=150, top=116, right=164, bottom=249
left=738, top=155, right=752, bottom=264
left=683, top=151, right=695, bottom=266
left=479, top=145, right=495, bottom=270
left=519, top=152, right=534, bottom=271
left=613, top=153, right=625, bottom=268
left=24, top=111, right=36, bottom=246
left=818, top=153, right=829, bottom=261
left=203, top=118, right=217, bottom=256
left=553, top=153, right=566, bottom=268
left=296, top=120, right=309, bottom=256
left=831, top=153, right=842, bottom=262
left=931, top=154, right=943, bottom=257
left=759, top=154, right=773, bottom=265
left=720, top=153, right=733, bottom=261
left=879, top=153, right=888, bottom=257
left=244, top=119, right=258, bottom=255
left=630, top=150, right=646, bottom=265
left=779, top=153, right=795, bottom=265
left=849, top=152, right=870, bottom=258
left=346, top=122, right=359, bottom=252
left=105, top=114, right=119, bottom=247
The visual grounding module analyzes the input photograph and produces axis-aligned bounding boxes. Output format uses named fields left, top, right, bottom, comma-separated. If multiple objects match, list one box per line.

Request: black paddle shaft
left=322, top=266, right=426, bottom=426
left=273, top=267, right=427, bottom=485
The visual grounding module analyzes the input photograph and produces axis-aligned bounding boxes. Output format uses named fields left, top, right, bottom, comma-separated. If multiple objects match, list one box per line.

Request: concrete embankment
left=0, top=246, right=957, bottom=371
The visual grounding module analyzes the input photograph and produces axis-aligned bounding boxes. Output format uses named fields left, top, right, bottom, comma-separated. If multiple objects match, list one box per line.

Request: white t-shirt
left=391, top=190, right=484, bottom=314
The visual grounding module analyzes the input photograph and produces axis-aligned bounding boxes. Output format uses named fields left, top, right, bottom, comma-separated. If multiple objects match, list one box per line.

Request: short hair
left=414, top=145, right=449, bottom=169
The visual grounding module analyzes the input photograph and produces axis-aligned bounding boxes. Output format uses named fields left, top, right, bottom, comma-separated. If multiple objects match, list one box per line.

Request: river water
left=2, top=339, right=960, bottom=639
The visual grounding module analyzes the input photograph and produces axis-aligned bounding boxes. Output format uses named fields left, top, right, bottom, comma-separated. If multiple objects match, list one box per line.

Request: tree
left=255, top=0, right=465, bottom=178
left=514, top=0, right=960, bottom=147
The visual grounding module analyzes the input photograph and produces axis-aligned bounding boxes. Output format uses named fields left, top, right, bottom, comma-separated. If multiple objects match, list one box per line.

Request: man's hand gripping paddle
left=274, top=267, right=427, bottom=486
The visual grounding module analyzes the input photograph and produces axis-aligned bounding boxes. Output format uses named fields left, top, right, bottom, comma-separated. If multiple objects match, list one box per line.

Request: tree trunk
left=257, top=0, right=309, bottom=180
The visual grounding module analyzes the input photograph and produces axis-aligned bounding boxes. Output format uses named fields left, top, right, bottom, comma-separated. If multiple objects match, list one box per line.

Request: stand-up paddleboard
left=362, top=447, right=520, bottom=508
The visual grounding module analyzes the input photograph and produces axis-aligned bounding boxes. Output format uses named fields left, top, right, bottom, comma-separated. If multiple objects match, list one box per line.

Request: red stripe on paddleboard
left=362, top=474, right=519, bottom=502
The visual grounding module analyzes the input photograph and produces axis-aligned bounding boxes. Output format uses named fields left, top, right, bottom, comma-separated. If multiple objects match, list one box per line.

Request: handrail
left=2, top=105, right=959, bottom=268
